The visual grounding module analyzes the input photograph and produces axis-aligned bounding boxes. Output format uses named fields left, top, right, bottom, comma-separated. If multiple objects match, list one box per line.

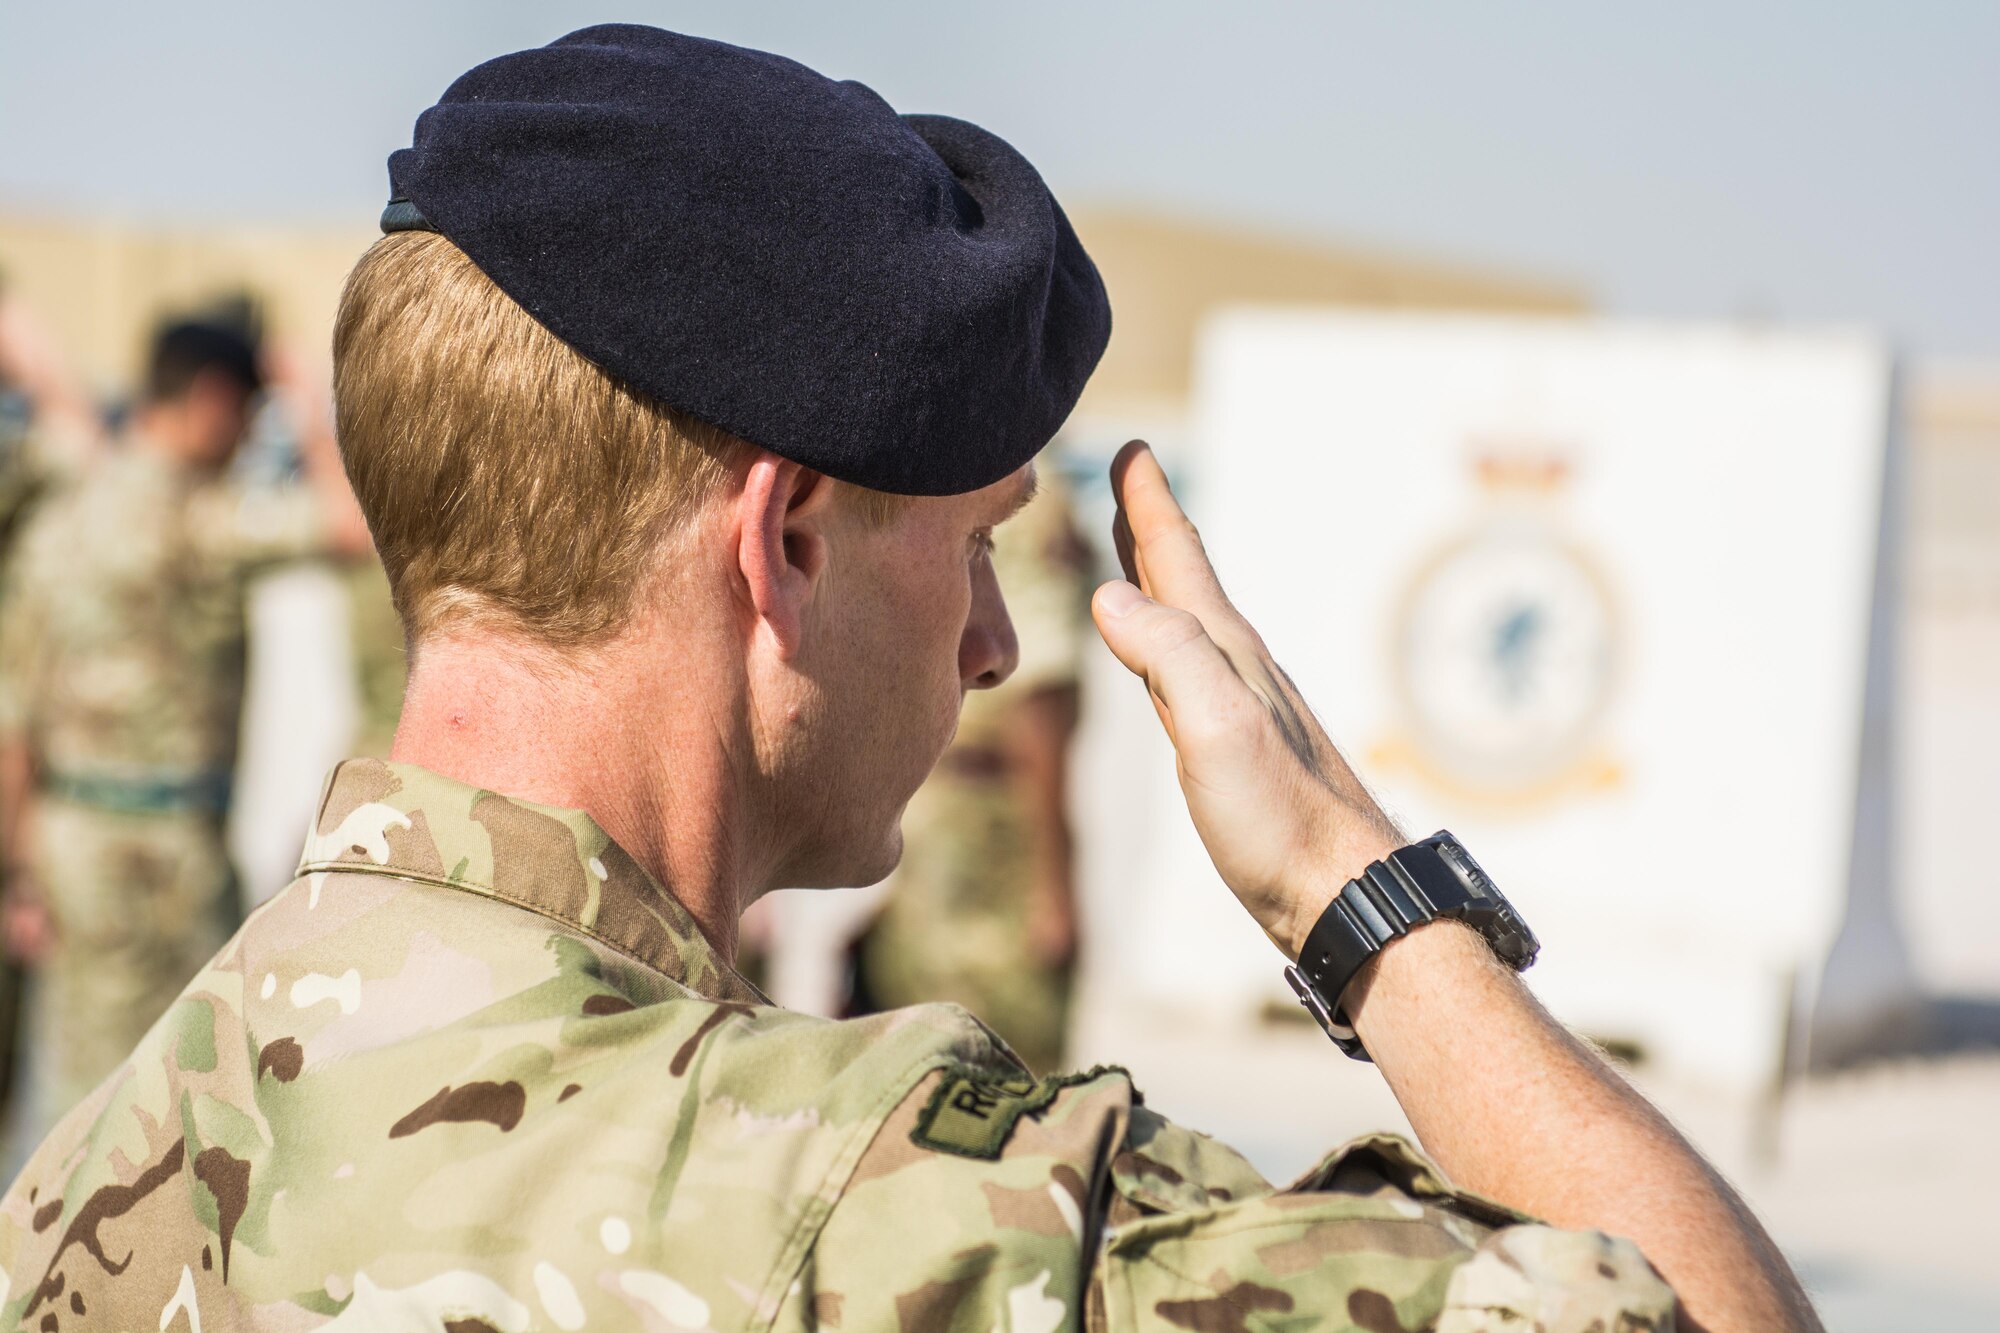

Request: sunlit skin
left=392, top=457, right=1036, bottom=960
left=749, top=460, right=1037, bottom=891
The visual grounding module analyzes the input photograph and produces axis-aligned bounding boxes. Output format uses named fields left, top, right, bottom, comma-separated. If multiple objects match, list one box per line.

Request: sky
left=1, top=1, right=1994, bottom=359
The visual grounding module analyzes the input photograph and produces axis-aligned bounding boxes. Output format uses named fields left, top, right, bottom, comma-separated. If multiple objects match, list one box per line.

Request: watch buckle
left=1283, top=965, right=1371, bottom=1061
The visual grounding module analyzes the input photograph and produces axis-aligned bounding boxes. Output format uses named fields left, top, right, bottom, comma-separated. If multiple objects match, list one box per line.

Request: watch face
left=1396, top=527, right=1619, bottom=791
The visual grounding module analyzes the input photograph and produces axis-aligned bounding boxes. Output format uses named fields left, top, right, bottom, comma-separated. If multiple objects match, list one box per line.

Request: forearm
left=1347, top=920, right=1819, bottom=1333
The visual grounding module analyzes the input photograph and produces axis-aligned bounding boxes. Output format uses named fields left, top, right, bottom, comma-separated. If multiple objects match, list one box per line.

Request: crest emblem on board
left=1371, top=445, right=1626, bottom=810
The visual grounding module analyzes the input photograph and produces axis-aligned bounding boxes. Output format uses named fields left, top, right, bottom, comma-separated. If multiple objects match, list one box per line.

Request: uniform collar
left=298, top=758, right=764, bottom=1004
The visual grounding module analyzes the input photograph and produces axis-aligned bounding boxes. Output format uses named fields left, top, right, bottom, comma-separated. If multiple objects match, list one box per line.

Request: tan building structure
left=0, top=213, right=374, bottom=393
left=1, top=206, right=1581, bottom=408
left=1067, top=207, right=1584, bottom=425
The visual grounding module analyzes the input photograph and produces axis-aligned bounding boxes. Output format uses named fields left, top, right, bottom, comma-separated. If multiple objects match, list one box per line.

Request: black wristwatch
left=1283, top=831, right=1538, bottom=1061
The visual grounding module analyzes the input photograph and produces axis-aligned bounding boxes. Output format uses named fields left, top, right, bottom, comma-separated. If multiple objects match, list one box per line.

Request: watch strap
left=1284, top=831, right=1537, bottom=1061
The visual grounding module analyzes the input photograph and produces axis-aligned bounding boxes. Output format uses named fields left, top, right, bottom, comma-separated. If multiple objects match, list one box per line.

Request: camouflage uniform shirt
left=0, top=759, right=1676, bottom=1331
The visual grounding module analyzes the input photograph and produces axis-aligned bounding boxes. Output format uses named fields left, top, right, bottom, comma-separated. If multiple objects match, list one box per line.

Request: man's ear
left=737, top=453, right=835, bottom=656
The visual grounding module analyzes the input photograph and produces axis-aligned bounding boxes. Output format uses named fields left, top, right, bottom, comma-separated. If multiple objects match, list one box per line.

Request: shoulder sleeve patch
left=912, top=1064, right=1126, bottom=1160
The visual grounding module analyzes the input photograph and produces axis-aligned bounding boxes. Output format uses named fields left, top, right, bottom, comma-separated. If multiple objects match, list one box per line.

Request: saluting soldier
left=0, top=320, right=369, bottom=1118
left=0, top=27, right=1815, bottom=1333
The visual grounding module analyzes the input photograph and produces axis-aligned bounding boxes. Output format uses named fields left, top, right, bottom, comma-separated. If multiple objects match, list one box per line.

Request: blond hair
left=334, top=232, right=901, bottom=646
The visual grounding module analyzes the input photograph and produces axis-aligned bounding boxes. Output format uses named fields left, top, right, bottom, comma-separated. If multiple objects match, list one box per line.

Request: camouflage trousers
left=859, top=771, right=1073, bottom=1074
left=29, top=798, right=237, bottom=1117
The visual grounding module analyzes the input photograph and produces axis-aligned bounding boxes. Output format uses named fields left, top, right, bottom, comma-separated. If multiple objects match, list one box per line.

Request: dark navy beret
left=385, top=24, right=1110, bottom=496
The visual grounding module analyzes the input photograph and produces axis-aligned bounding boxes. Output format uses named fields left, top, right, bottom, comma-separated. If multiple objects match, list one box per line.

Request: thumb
left=1092, top=580, right=1242, bottom=722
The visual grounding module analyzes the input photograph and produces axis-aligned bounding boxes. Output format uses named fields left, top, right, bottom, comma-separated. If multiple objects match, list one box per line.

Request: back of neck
left=389, top=629, right=753, bottom=961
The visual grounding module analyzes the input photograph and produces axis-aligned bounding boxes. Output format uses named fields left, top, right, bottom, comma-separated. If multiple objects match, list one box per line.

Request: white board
left=231, top=565, right=357, bottom=907
left=1121, top=311, right=1893, bottom=1089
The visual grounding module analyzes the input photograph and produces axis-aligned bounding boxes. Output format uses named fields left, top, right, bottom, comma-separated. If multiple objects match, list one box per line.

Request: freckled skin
left=768, top=474, right=1023, bottom=891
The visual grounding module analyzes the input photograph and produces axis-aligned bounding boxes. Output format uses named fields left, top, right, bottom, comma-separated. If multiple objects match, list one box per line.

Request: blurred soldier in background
left=856, top=463, right=1091, bottom=1072
left=0, top=284, right=102, bottom=1130
left=0, top=317, right=369, bottom=1116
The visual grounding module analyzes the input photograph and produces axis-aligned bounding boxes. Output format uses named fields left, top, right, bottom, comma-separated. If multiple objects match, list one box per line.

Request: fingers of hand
left=1111, top=507, right=1137, bottom=586
left=1092, top=581, right=1248, bottom=739
left=1108, top=441, right=1239, bottom=628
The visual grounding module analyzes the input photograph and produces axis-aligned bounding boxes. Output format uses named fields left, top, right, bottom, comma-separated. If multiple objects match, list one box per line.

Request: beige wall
left=0, top=213, right=375, bottom=396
